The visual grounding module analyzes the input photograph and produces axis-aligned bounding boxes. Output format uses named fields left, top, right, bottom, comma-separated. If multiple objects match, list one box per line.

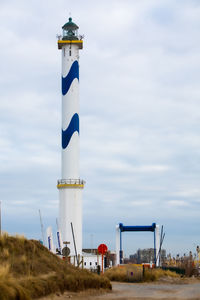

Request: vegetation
left=143, top=268, right=180, bottom=282
left=105, top=264, right=142, bottom=282
left=0, top=233, right=111, bottom=299
left=104, top=264, right=180, bottom=283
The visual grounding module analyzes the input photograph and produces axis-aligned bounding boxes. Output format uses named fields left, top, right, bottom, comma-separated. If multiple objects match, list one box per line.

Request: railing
left=56, top=34, right=84, bottom=41
left=57, top=179, right=85, bottom=185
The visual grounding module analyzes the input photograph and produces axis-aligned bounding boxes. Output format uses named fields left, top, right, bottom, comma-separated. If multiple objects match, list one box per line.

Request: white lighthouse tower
left=57, top=18, right=84, bottom=258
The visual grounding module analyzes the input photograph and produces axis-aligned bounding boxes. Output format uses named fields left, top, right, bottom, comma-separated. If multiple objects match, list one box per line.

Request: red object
left=98, top=244, right=108, bottom=274
left=98, top=243, right=108, bottom=255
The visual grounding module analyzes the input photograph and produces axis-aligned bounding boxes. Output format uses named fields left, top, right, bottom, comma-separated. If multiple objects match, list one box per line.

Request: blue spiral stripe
left=62, top=60, right=79, bottom=95
left=62, top=113, right=79, bottom=149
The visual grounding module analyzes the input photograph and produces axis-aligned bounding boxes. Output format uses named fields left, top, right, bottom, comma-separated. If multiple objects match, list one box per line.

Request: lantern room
left=62, top=17, right=79, bottom=40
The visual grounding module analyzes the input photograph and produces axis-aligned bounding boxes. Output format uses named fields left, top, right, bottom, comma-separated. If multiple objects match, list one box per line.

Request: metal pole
left=39, top=209, right=45, bottom=245
left=56, top=218, right=59, bottom=230
left=154, top=229, right=156, bottom=265
left=102, top=254, right=104, bottom=274
left=91, top=233, right=93, bottom=253
left=120, top=229, right=122, bottom=264
left=71, top=222, right=78, bottom=266
left=156, top=231, right=165, bottom=266
left=158, top=225, right=164, bottom=266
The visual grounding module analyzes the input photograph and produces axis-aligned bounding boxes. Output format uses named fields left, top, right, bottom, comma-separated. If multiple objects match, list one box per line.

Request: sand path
left=40, top=280, right=200, bottom=300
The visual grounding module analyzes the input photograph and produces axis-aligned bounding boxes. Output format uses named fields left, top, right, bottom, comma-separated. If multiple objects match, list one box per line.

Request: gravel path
left=40, top=281, right=200, bottom=300
left=96, top=281, right=200, bottom=299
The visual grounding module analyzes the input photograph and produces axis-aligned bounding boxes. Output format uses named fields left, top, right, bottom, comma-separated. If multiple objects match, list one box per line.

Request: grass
left=0, top=264, right=30, bottom=300
left=104, top=265, right=143, bottom=282
left=0, top=233, right=111, bottom=299
left=104, top=264, right=180, bottom=283
left=143, top=268, right=180, bottom=282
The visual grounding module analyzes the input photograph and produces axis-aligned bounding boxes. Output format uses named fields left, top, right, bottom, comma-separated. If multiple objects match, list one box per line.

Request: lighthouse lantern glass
left=63, top=28, right=78, bottom=39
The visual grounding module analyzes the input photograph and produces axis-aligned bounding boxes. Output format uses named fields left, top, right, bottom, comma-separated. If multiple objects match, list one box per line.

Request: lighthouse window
left=63, top=48, right=65, bottom=56
left=69, top=50, right=71, bottom=56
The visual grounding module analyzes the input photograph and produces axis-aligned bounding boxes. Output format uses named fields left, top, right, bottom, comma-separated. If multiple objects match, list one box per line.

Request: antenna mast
left=39, top=209, right=45, bottom=245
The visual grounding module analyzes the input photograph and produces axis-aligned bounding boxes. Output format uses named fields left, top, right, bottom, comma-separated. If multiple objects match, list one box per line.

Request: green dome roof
left=62, top=17, right=79, bottom=30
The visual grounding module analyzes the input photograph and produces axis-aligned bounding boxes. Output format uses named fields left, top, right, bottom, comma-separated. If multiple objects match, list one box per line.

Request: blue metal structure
left=118, top=223, right=157, bottom=264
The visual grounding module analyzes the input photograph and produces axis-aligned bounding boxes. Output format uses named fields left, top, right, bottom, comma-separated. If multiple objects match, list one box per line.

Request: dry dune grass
left=0, top=264, right=30, bottom=300
left=0, top=233, right=111, bottom=299
left=105, top=265, right=143, bottom=282
left=144, top=268, right=180, bottom=282
left=104, top=264, right=180, bottom=283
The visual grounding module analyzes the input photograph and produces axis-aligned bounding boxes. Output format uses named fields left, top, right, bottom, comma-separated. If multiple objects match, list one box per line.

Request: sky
left=0, top=0, right=200, bottom=257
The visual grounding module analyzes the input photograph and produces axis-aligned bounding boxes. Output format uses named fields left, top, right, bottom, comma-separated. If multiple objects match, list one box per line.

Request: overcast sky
left=0, top=0, right=200, bottom=257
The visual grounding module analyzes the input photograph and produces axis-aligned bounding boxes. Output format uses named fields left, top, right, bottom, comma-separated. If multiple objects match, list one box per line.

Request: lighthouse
left=57, top=18, right=84, bottom=258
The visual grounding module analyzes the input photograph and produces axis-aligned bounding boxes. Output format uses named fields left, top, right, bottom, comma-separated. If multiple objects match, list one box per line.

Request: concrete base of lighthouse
left=57, top=179, right=84, bottom=257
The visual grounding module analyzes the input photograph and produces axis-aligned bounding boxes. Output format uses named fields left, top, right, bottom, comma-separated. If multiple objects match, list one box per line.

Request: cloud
left=167, top=200, right=189, bottom=207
